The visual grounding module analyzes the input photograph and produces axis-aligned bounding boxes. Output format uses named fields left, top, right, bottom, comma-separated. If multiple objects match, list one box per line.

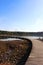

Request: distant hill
left=0, top=30, right=43, bottom=37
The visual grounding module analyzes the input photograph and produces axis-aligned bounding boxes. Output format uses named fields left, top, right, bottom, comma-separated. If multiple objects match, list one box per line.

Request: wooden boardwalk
left=25, top=39, right=43, bottom=65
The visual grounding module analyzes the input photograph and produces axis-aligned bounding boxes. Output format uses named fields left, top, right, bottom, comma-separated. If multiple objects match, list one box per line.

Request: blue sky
left=0, top=0, right=43, bottom=32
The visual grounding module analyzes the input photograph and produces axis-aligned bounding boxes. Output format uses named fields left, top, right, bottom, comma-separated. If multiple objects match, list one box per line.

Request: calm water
left=21, top=36, right=43, bottom=39
left=0, top=36, right=43, bottom=41
left=0, top=38, right=22, bottom=41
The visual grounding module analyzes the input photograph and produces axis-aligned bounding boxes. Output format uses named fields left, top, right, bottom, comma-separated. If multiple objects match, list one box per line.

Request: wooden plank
left=25, top=39, right=43, bottom=65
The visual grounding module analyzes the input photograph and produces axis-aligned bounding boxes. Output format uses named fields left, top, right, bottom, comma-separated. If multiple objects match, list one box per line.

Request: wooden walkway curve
left=25, top=39, right=43, bottom=65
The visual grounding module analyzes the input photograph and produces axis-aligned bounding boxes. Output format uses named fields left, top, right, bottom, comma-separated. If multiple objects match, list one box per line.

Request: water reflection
left=0, top=36, right=43, bottom=41
left=0, top=38, right=22, bottom=41
left=21, top=36, right=43, bottom=39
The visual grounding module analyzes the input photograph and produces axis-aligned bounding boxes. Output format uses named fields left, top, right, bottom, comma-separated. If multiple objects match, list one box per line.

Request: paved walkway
left=25, top=39, right=43, bottom=65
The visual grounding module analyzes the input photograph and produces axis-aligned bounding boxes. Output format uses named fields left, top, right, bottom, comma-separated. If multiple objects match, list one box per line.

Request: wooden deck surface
left=25, top=39, right=43, bottom=65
